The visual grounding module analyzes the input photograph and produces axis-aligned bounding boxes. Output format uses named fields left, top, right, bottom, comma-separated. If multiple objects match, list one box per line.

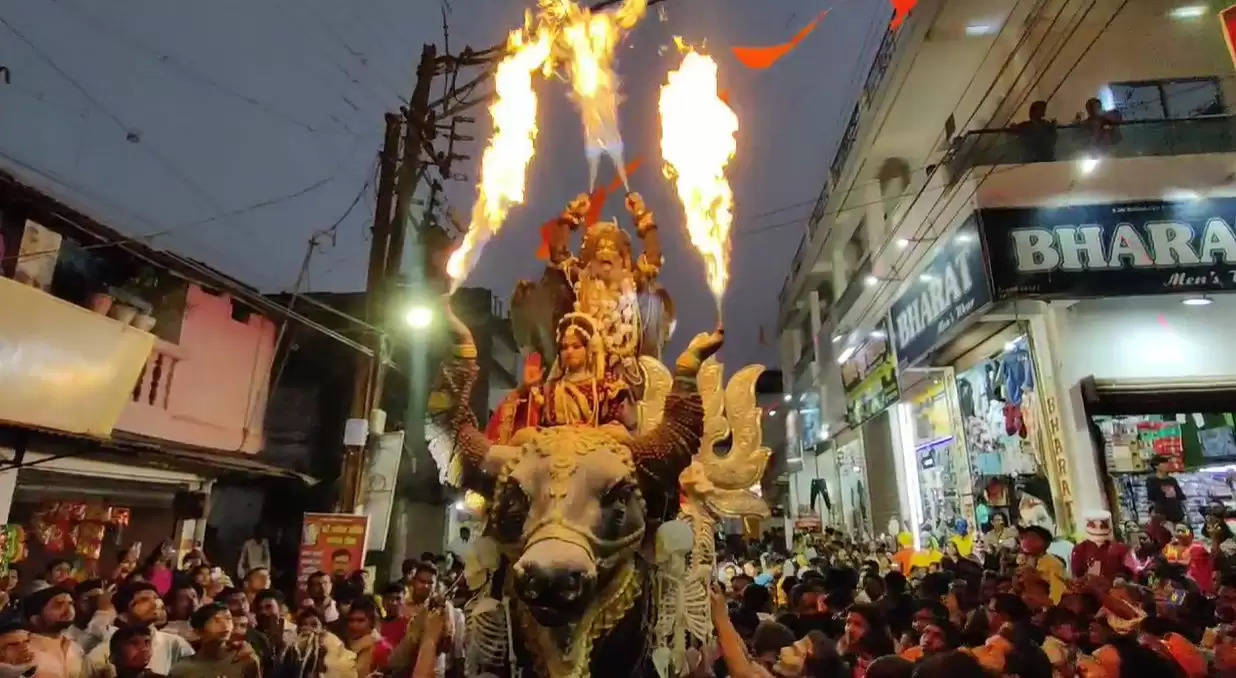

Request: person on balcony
left=1077, top=97, right=1122, bottom=147
left=1013, top=100, right=1058, bottom=162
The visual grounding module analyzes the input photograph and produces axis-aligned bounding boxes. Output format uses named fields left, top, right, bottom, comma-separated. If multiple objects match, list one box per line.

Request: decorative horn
left=426, top=297, right=519, bottom=493
left=628, top=328, right=722, bottom=521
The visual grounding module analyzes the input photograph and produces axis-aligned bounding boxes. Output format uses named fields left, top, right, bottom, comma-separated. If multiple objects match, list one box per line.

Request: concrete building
left=778, top=0, right=1236, bottom=544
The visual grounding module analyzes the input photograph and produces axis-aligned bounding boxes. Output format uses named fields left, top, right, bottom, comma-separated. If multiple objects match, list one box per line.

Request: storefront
left=837, top=321, right=899, bottom=540
left=887, top=216, right=1066, bottom=542
left=975, top=196, right=1236, bottom=532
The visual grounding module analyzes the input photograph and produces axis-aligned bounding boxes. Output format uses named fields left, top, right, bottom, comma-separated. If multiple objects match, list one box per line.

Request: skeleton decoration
left=429, top=197, right=766, bottom=678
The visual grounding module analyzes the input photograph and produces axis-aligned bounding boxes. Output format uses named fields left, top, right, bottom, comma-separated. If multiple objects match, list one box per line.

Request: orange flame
left=659, top=45, right=738, bottom=307
left=446, top=28, right=551, bottom=288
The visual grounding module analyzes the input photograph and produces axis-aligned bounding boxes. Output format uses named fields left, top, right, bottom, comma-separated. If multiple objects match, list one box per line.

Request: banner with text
left=297, top=513, right=368, bottom=588
left=979, top=199, right=1236, bottom=298
left=889, top=217, right=993, bottom=370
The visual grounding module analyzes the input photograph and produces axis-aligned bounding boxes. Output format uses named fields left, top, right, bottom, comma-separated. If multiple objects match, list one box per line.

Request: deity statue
left=513, top=192, right=674, bottom=393
left=541, top=312, right=634, bottom=430
left=485, top=352, right=545, bottom=444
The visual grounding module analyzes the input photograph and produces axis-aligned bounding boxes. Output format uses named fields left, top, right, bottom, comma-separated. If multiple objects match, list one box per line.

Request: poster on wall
left=14, top=219, right=60, bottom=291
left=841, top=320, right=900, bottom=426
left=297, top=513, right=368, bottom=588
left=979, top=198, right=1236, bottom=298
left=889, top=217, right=993, bottom=369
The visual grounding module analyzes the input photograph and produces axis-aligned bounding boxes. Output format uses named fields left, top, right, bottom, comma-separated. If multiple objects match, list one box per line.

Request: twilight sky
left=0, top=0, right=888, bottom=367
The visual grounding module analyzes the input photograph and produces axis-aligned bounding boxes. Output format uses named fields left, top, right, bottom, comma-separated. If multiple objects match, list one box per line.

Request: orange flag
left=536, top=157, right=643, bottom=260
left=890, top=0, right=918, bottom=30
left=731, top=10, right=829, bottom=70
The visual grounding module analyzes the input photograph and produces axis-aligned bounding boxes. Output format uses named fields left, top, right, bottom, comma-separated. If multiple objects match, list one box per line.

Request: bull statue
left=429, top=296, right=725, bottom=677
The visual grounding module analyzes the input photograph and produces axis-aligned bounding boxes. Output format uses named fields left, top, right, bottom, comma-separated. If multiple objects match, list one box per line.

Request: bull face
left=490, top=426, right=647, bottom=627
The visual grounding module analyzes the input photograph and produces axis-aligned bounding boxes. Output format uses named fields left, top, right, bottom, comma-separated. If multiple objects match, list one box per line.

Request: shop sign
left=979, top=198, right=1236, bottom=298
left=889, top=217, right=992, bottom=369
left=297, top=513, right=368, bottom=589
left=842, top=321, right=900, bottom=426
left=1043, top=396, right=1075, bottom=535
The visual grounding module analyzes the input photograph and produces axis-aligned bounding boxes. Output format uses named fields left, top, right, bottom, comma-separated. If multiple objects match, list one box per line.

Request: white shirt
left=237, top=537, right=272, bottom=577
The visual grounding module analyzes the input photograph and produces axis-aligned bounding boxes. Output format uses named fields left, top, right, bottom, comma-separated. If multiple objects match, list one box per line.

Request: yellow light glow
left=446, top=28, right=552, bottom=288
left=659, top=46, right=738, bottom=307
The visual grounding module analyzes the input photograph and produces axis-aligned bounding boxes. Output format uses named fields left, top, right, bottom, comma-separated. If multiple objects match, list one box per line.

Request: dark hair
left=108, top=624, right=153, bottom=659
left=22, top=586, right=71, bottom=620
left=924, top=618, right=962, bottom=650
left=307, top=571, right=329, bottom=583
left=243, top=567, right=269, bottom=581
left=74, top=579, right=104, bottom=597
left=44, top=558, right=72, bottom=575
left=741, top=583, right=771, bottom=613
left=789, top=581, right=823, bottom=610
left=730, top=574, right=754, bottom=588
left=216, top=587, right=244, bottom=603
left=296, top=606, right=325, bottom=625
left=254, top=589, right=285, bottom=607
left=189, top=602, right=229, bottom=631
left=1019, top=525, right=1054, bottom=544
left=884, top=571, right=908, bottom=594
left=348, top=597, right=379, bottom=625
left=990, top=592, right=1031, bottom=624
left=415, top=561, right=439, bottom=578
left=330, top=549, right=351, bottom=561
left=847, top=603, right=895, bottom=657
left=419, top=552, right=436, bottom=562
left=400, top=559, right=419, bottom=577
left=867, top=655, right=914, bottom=678
left=911, top=650, right=987, bottom=678
left=381, top=582, right=405, bottom=596
left=115, top=582, right=160, bottom=613
left=751, top=620, right=796, bottom=656
left=0, top=619, right=24, bottom=636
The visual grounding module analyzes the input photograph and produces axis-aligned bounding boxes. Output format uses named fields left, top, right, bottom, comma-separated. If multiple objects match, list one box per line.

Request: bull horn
left=426, top=297, right=518, bottom=491
left=629, top=328, right=722, bottom=520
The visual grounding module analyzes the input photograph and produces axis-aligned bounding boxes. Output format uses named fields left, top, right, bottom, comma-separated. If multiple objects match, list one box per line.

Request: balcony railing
left=949, top=115, right=1236, bottom=177
left=130, top=341, right=185, bottom=411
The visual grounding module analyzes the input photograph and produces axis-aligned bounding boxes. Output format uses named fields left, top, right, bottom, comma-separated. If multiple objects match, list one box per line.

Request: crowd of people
left=701, top=503, right=1236, bottom=678
left=0, top=534, right=471, bottom=677
left=8, top=488, right=1236, bottom=677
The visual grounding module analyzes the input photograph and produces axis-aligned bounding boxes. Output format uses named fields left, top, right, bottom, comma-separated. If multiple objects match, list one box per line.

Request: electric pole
left=340, top=46, right=437, bottom=514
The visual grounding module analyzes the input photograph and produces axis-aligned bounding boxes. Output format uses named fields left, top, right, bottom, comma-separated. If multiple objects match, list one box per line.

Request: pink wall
left=115, top=284, right=276, bottom=454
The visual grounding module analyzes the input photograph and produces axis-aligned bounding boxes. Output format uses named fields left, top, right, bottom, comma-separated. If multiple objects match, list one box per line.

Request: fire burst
left=446, top=0, right=645, bottom=288
left=659, top=45, right=738, bottom=309
left=446, top=28, right=551, bottom=288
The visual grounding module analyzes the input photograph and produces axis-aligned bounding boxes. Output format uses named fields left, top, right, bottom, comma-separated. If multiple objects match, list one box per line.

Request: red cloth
left=1070, top=540, right=1130, bottom=579
left=380, top=617, right=408, bottom=647
left=1186, top=543, right=1215, bottom=594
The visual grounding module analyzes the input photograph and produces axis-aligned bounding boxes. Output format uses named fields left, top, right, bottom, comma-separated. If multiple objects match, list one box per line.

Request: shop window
left=1105, top=77, right=1225, bottom=121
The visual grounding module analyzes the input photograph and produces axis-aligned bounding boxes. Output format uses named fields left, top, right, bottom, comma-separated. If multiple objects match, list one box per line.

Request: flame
left=659, top=46, right=738, bottom=306
left=541, top=0, right=646, bottom=190
left=446, top=28, right=552, bottom=288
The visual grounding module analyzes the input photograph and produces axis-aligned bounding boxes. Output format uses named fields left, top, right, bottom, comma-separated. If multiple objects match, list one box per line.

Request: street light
left=404, top=303, right=434, bottom=329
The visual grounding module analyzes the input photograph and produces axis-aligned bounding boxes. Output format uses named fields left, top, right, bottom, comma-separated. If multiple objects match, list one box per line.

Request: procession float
left=426, top=1, right=773, bottom=675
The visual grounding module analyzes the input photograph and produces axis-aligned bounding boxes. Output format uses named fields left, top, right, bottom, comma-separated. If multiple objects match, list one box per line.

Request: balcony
left=949, top=116, right=1236, bottom=177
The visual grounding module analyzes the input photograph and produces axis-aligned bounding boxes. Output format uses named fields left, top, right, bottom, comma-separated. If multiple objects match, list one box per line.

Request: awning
left=1080, top=376, right=1236, bottom=415
left=0, top=427, right=317, bottom=485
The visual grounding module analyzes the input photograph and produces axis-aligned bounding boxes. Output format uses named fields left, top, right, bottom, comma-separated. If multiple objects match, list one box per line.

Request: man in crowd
left=167, top=603, right=258, bottom=678
left=23, top=586, right=83, bottom=678
left=446, top=527, right=473, bottom=563
left=63, top=579, right=104, bottom=654
left=240, top=567, right=269, bottom=607
left=30, top=560, right=73, bottom=593
left=85, top=581, right=194, bottom=674
left=0, top=619, right=35, bottom=677
left=107, top=625, right=157, bottom=678
left=236, top=525, right=271, bottom=581
left=303, top=571, right=339, bottom=623
left=344, top=597, right=391, bottom=676
left=379, top=582, right=408, bottom=647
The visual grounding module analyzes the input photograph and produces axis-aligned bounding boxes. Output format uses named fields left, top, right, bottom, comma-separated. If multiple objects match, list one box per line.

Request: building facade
left=779, top=0, right=1236, bottom=545
left=0, top=168, right=308, bottom=579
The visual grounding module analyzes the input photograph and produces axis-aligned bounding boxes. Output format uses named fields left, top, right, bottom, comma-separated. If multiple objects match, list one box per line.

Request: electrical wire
left=839, top=0, right=1123, bottom=335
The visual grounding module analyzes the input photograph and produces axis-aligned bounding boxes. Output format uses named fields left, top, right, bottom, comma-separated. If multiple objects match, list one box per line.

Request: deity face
left=561, top=330, right=588, bottom=372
